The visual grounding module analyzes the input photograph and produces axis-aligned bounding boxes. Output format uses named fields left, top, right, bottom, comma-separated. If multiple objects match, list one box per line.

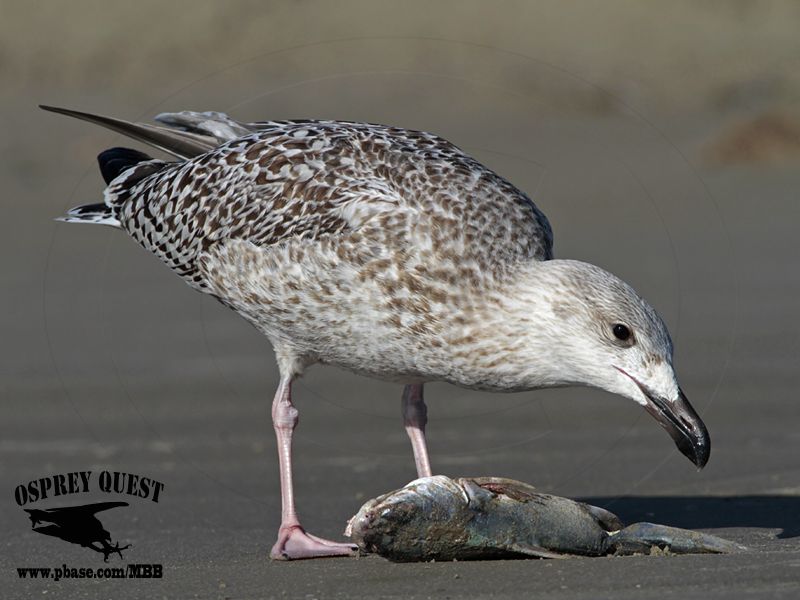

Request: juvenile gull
left=43, top=106, right=710, bottom=560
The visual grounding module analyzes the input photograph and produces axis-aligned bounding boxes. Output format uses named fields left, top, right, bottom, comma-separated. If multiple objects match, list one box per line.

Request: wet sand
left=3, top=4, right=800, bottom=597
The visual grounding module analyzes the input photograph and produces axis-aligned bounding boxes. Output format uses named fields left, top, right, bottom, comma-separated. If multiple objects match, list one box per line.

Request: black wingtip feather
left=68, top=202, right=109, bottom=216
left=97, top=147, right=153, bottom=184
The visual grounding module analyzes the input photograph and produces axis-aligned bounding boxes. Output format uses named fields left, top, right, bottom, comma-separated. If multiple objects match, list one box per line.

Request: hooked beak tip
left=674, top=388, right=711, bottom=469
left=617, top=368, right=711, bottom=469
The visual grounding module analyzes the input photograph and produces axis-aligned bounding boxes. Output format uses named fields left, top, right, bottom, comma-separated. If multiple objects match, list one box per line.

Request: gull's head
left=531, top=259, right=710, bottom=469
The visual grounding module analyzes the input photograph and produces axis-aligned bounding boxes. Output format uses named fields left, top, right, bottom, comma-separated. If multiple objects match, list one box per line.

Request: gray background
left=2, top=1, right=799, bottom=598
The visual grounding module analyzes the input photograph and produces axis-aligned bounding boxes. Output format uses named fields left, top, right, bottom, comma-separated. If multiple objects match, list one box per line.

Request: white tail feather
left=57, top=204, right=121, bottom=227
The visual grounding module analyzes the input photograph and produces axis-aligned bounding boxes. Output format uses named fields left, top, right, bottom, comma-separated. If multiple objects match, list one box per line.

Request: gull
left=43, top=105, right=710, bottom=560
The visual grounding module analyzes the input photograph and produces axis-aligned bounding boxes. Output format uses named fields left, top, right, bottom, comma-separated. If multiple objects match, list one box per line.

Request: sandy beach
left=2, top=2, right=800, bottom=597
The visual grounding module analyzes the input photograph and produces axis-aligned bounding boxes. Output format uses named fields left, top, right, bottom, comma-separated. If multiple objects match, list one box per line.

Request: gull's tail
left=42, top=104, right=260, bottom=226
left=57, top=202, right=119, bottom=227
left=55, top=147, right=159, bottom=228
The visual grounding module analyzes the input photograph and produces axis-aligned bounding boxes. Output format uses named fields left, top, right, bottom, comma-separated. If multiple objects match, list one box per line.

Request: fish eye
left=612, top=323, right=632, bottom=342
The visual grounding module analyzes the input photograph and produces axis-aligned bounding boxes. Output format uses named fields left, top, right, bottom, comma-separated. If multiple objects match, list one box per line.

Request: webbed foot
left=270, top=524, right=359, bottom=560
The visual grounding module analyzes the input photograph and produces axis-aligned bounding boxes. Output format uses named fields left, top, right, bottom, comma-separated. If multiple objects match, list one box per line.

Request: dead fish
left=346, top=476, right=743, bottom=561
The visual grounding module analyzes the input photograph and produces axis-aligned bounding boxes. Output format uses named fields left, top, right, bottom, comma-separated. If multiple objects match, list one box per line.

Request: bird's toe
left=270, top=525, right=359, bottom=560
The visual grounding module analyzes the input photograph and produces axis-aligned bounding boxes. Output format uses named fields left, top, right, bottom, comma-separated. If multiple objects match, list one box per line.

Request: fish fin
left=506, top=542, right=570, bottom=560
left=469, top=477, right=539, bottom=502
left=459, top=479, right=496, bottom=509
left=581, top=503, right=626, bottom=532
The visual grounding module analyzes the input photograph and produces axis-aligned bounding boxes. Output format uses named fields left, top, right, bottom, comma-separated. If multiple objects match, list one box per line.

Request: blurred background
left=2, top=1, right=799, bottom=597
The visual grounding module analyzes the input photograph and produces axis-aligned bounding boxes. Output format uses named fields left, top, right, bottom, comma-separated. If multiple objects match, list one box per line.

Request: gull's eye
left=612, top=323, right=632, bottom=341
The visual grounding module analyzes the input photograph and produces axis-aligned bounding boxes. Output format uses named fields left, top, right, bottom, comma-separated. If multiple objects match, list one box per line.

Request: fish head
left=346, top=476, right=476, bottom=557
left=539, top=260, right=710, bottom=469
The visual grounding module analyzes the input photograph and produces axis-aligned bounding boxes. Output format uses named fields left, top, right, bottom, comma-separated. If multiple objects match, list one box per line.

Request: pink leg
left=269, top=376, right=358, bottom=560
left=402, top=384, right=432, bottom=478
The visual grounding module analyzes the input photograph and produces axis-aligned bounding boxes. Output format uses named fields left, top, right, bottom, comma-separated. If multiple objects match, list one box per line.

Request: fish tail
left=608, top=522, right=745, bottom=555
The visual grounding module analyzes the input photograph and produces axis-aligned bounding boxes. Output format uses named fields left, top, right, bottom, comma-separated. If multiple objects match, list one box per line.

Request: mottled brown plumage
left=48, top=107, right=709, bottom=560
left=108, top=119, right=552, bottom=293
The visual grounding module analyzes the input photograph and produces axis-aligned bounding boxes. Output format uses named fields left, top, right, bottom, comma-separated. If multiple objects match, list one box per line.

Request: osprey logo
left=24, top=502, right=131, bottom=562
left=15, top=470, right=164, bottom=562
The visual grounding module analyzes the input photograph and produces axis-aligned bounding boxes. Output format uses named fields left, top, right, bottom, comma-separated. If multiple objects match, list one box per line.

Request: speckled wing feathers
left=99, top=118, right=553, bottom=292
left=54, top=109, right=556, bottom=380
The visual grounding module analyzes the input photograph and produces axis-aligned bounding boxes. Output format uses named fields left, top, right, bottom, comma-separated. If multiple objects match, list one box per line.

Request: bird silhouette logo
left=24, top=502, right=131, bottom=562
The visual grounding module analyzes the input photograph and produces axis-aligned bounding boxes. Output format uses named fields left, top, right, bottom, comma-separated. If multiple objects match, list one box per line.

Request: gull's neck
left=441, top=259, right=592, bottom=392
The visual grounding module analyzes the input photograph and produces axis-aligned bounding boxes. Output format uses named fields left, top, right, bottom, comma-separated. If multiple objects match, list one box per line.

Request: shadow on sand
left=579, top=496, right=800, bottom=539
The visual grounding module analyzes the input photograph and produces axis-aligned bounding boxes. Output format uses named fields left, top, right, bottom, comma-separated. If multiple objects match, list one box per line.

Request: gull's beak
left=616, top=368, right=710, bottom=469
left=640, top=385, right=710, bottom=469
